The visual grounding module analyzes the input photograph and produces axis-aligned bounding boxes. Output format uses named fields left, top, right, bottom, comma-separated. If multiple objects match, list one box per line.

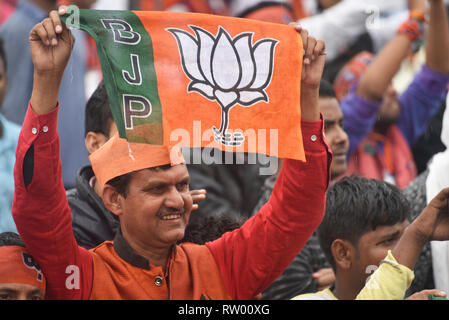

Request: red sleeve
left=206, top=115, right=332, bottom=300
left=12, top=103, right=93, bottom=300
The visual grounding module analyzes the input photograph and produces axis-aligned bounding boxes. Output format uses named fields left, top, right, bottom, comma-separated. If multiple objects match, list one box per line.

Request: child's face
left=352, top=220, right=409, bottom=284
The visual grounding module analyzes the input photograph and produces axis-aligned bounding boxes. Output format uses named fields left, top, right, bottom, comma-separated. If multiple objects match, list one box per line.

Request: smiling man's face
left=117, top=164, right=193, bottom=249
left=319, top=97, right=349, bottom=179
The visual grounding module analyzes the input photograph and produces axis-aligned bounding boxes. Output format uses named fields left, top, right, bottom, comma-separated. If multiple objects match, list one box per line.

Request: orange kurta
left=89, top=241, right=231, bottom=300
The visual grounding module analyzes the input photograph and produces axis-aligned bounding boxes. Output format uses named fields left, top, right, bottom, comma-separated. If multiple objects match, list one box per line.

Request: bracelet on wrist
left=397, top=10, right=427, bottom=52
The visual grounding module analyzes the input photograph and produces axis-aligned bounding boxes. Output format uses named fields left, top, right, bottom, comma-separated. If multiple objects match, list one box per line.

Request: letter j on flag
left=63, top=9, right=305, bottom=161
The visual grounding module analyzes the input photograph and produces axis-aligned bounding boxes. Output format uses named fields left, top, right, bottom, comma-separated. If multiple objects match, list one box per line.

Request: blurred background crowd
left=2, top=0, right=449, bottom=300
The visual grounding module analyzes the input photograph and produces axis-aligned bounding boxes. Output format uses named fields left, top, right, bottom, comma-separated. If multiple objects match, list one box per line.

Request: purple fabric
left=341, top=65, right=449, bottom=158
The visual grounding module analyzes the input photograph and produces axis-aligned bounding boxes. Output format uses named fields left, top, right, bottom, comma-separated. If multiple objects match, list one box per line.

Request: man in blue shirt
left=336, top=0, right=449, bottom=189
left=0, top=38, right=20, bottom=232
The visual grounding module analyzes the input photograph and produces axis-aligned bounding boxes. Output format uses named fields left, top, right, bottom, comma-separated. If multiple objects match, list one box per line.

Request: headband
left=0, top=246, right=46, bottom=291
left=89, top=134, right=185, bottom=190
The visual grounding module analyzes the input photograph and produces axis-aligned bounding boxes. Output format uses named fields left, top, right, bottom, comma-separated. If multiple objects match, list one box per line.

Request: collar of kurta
left=113, top=229, right=177, bottom=275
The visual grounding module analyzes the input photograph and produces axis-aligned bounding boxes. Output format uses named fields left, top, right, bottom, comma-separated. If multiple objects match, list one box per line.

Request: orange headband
left=333, top=51, right=374, bottom=101
left=0, top=246, right=46, bottom=291
left=89, top=134, right=186, bottom=189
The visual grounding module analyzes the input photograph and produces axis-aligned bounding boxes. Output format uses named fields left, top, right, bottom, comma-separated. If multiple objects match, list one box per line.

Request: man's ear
left=331, top=239, right=354, bottom=270
left=102, top=184, right=123, bottom=217
left=85, top=131, right=108, bottom=154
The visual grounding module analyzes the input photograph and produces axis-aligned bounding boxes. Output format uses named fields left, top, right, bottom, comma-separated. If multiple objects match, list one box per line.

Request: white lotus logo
left=167, top=26, right=278, bottom=146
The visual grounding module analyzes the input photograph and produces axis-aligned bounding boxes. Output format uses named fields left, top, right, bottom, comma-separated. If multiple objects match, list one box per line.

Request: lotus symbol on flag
left=167, top=26, right=278, bottom=146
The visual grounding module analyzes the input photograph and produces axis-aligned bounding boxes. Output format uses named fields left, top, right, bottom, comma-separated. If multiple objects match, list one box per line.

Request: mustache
left=156, top=207, right=186, bottom=219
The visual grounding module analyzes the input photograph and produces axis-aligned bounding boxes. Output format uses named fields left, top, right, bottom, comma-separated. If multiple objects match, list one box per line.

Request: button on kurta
left=32, top=128, right=38, bottom=135
left=310, top=135, right=317, bottom=142
left=154, top=276, right=163, bottom=286
left=42, top=126, right=48, bottom=133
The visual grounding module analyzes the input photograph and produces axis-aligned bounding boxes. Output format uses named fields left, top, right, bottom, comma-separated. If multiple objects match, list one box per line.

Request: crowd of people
left=1, top=0, right=449, bottom=301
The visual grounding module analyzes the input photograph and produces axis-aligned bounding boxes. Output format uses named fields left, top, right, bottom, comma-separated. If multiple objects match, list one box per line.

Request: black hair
left=84, top=80, right=114, bottom=137
left=106, top=164, right=173, bottom=198
left=0, top=38, right=6, bottom=72
left=317, top=176, right=410, bottom=270
left=179, top=214, right=244, bottom=245
left=0, top=232, right=25, bottom=247
left=319, top=78, right=336, bottom=98
left=106, top=171, right=136, bottom=198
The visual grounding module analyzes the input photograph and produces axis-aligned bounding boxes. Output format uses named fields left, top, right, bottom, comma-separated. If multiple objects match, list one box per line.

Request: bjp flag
left=62, top=9, right=305, bottom=160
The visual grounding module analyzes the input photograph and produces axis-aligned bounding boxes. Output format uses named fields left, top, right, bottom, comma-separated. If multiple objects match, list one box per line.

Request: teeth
left=161, top=215, right=181, bottom=220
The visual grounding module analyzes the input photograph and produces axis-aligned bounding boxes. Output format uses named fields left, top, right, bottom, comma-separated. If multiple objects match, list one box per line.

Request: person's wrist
left=410, top=10, right=426, bottom=22
left=406, top=222, right=430, bottom=248
left=300, top=86, right=319, bottom=121
left=34, top=68, right=64, bottom=90
left=301, top=82, right=320, bottom=91
left=34, top=68, right=64, bottom=83
left=30, top=72, right=61, bottom=114
left=397, top=14, right=426, bottom=42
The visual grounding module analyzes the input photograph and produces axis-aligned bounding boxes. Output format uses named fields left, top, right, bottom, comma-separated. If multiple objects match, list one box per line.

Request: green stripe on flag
left=62, top=9, right=163, bottom=145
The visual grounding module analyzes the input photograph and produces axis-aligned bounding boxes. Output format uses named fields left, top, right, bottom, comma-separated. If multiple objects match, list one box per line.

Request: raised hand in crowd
left=29, top=6, right=72, bottom=115
left=385, top=187, right=449, bottom=275
left=290, top=22, right=326, bottom=122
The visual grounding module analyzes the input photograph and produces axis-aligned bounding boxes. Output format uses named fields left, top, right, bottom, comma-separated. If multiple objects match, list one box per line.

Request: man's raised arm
left=206, top=25, right=332, bottom=300
left=12, top=7, right=92, bottom=300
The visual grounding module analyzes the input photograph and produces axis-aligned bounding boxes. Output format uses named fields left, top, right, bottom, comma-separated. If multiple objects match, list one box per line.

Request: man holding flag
left=12, top=6, right=330, bottom=299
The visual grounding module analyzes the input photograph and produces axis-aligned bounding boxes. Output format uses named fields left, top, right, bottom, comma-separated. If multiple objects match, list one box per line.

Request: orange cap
left=0, top=246, right=46, bottom=291
left=89, top=134, right=185, bottom=189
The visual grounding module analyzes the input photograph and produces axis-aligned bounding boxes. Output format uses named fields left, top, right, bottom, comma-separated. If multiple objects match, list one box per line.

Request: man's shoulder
left=178, top=242, right=219, bottom=264
left=89, top=241, right=114, bottom=256
left=178, top=242, right=209, bottom=253
left=87, top=241, right=120, bottom=272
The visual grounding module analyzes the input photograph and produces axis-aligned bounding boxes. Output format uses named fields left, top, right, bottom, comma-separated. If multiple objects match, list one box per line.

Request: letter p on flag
left=62, top=9, right=305, bottom=161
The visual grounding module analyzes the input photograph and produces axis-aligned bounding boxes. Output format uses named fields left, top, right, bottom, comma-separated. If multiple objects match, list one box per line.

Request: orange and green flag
left=63, top=9, right=305, bottom=160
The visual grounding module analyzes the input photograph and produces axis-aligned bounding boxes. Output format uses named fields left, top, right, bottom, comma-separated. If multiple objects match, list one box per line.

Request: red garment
left=13, top=103, right=331, bottom=300
left=345, top=125, right=417, bottom=189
